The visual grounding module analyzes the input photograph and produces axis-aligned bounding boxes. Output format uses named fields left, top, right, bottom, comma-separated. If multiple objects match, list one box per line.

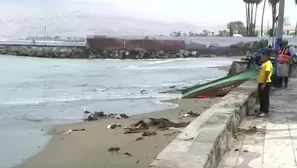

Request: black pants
left=258, top=83, right=271, bottom=113
left=279, top=76, right=289, bottom=87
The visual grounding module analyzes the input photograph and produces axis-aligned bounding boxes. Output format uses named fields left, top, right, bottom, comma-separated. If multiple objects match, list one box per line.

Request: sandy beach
left=15, top=98, right=221, bottom=168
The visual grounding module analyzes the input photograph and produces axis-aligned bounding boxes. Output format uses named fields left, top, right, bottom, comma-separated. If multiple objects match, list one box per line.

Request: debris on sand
left=72, top=128, right=86, bottom=131
left=107, top=147, right=132, bottom=157
left=181, top=111, right=200, bottom=118
left=107, top=123, right=122, bottom=129
left=148, top=118, right=189, bottom=129
left=135, top=137, right=144, bottom=141
left=84, top=111, right=130, bottom=121
left=164, top=127, right=183, bottom=136
left=108, top=147, right=120, bottom=153
left=142, top=131, right=157, bottom=137
left=62, top=128, right=86, bottom=134
left=84, top=114, right=98, bottom=121
left=124, top=152, right=132, bottom=157
left=124, top=118, right=189, bottom=134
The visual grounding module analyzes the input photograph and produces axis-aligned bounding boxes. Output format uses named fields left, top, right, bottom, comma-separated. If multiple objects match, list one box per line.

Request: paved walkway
left=219, top=78, right=297, bottom=168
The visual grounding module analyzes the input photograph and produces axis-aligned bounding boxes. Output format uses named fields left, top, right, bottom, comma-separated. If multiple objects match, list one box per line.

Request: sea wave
left=17, top=115, right=83, bottom=122
left=0, top=93, right=181, bottom=106
left=146, top=59, right=177, bottom=65
left=121, top=64, right=230, bottom=70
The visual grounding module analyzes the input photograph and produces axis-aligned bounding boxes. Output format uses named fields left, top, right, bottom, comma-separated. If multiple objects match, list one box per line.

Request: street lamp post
left=275, top=0, right=285, bottom=47
left=273, top=0, right=285, bottom=88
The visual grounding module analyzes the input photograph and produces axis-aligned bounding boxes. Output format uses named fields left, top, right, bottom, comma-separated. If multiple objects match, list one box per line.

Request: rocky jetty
left=0, top=39, right=269, bottom=59
left=0, top=45, right=88, bottom=58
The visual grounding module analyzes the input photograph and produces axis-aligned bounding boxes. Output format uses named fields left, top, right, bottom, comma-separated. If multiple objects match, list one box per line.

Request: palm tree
left=268, top=0, right=279, bottom=36
left=253, top=0, right=262, bottom=35
left=243, top=0, right=263, bottom=36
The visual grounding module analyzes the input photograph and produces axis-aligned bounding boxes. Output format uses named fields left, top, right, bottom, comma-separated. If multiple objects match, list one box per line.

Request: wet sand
left=15, top=98, right=221, bottom=168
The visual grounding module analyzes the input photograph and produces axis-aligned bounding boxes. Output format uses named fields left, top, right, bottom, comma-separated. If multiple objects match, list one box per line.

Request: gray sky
left=0, top=0, right=296, bottom=25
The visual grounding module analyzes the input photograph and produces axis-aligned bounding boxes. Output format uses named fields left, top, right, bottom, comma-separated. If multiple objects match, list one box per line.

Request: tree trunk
left=272, top=5, right=276, bottom=37
left=254, top=4, right=258, bottom=36
left=247, top=3, right=251, bottom=36
left=245, top=3, right=249, bottom=36
left=250, top=4, right=254, bottom=36
left=260, top=0, right=267, bottom=37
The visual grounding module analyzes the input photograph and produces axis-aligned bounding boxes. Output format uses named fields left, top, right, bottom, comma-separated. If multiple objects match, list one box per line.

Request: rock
left=107, top=123, right=117, bottom=129
left=181, top=111, right=200, bottom=117
left=120, top=113, right=129, bottom=119
left=108, top=147, right=120, bottom=152
left=107, top=123, right=121, bottom=129
left=115, top=115, right=122, bottom=119
left=63, top=129, right=73, bottom=134
left=142, top=131, right=157, bottom=137
left=135, top=137, right=144, bottom=141
left=124, top=152, right=132, bottom=157
left=72, top=128, right=86, bottom=131
left=84, top=114, right=98, bottom=121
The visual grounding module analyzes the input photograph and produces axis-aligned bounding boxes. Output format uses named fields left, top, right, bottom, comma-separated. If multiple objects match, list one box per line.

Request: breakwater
left=0, top=39, right=269, bottom=59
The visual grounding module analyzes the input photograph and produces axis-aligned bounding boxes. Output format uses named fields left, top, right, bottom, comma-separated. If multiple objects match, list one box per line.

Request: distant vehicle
left=232, top=34, right=243, bottom=37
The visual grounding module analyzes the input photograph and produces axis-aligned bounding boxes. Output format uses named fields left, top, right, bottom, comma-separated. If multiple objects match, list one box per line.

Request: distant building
left=255, top=25, right=296, bottom=37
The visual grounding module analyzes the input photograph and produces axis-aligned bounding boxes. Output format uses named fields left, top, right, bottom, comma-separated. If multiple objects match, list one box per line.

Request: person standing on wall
left=257, top=48, right=273, bottom=117
left=277, top=44, right=296, bottom=88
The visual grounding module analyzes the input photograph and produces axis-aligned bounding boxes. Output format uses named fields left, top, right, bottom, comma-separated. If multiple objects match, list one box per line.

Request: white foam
left=17, top=115, right=82, bottom=122
left=146, top=59, right=176, bottom=65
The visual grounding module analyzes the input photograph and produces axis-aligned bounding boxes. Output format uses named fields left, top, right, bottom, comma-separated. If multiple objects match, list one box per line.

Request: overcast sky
left=0, top=0, right=296, bottom=26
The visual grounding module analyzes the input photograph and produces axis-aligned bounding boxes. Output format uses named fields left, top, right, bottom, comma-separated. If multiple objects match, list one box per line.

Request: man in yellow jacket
left=257, top=48, right=273, bottom=117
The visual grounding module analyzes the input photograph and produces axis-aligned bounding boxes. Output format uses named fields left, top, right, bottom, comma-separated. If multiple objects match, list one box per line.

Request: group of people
left=256, top=43, right=296, bottom=117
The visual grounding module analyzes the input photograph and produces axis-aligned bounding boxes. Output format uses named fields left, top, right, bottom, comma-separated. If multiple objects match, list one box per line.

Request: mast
left=44, top=25, right=47, bottom=46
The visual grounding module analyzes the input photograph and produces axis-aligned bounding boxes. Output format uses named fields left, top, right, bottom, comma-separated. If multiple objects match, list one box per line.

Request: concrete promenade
left=219, top=77, right=297, bottom=168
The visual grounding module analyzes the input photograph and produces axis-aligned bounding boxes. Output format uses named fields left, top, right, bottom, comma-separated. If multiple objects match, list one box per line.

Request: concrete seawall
left=150, top=80, right=258, bottom=168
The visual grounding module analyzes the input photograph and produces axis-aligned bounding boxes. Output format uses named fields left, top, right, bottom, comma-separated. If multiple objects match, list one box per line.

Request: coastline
left=14, top=98, right=221, bottom=168
left=14, top=64, right=231, bottom=168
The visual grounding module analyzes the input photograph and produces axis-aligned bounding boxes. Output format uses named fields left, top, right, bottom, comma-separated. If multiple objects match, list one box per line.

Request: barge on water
left=86, top=35, right=186, bottom=50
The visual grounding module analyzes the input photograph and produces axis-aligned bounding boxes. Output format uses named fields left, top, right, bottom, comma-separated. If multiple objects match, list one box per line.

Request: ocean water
left=0, top=55, right=233, bottom=168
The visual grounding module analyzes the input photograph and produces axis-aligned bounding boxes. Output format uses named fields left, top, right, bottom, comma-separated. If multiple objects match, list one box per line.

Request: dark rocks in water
left=84, top=114, right=98, bottom=121
left=140, top=89, right=147, bottom=94
left=94, top=111, right=105, bottom=117
left=169, top=86, right=176, bottom=89
left=120, top=113, right=129, bottom=119
left=83, top=109, right=92, bottom=114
